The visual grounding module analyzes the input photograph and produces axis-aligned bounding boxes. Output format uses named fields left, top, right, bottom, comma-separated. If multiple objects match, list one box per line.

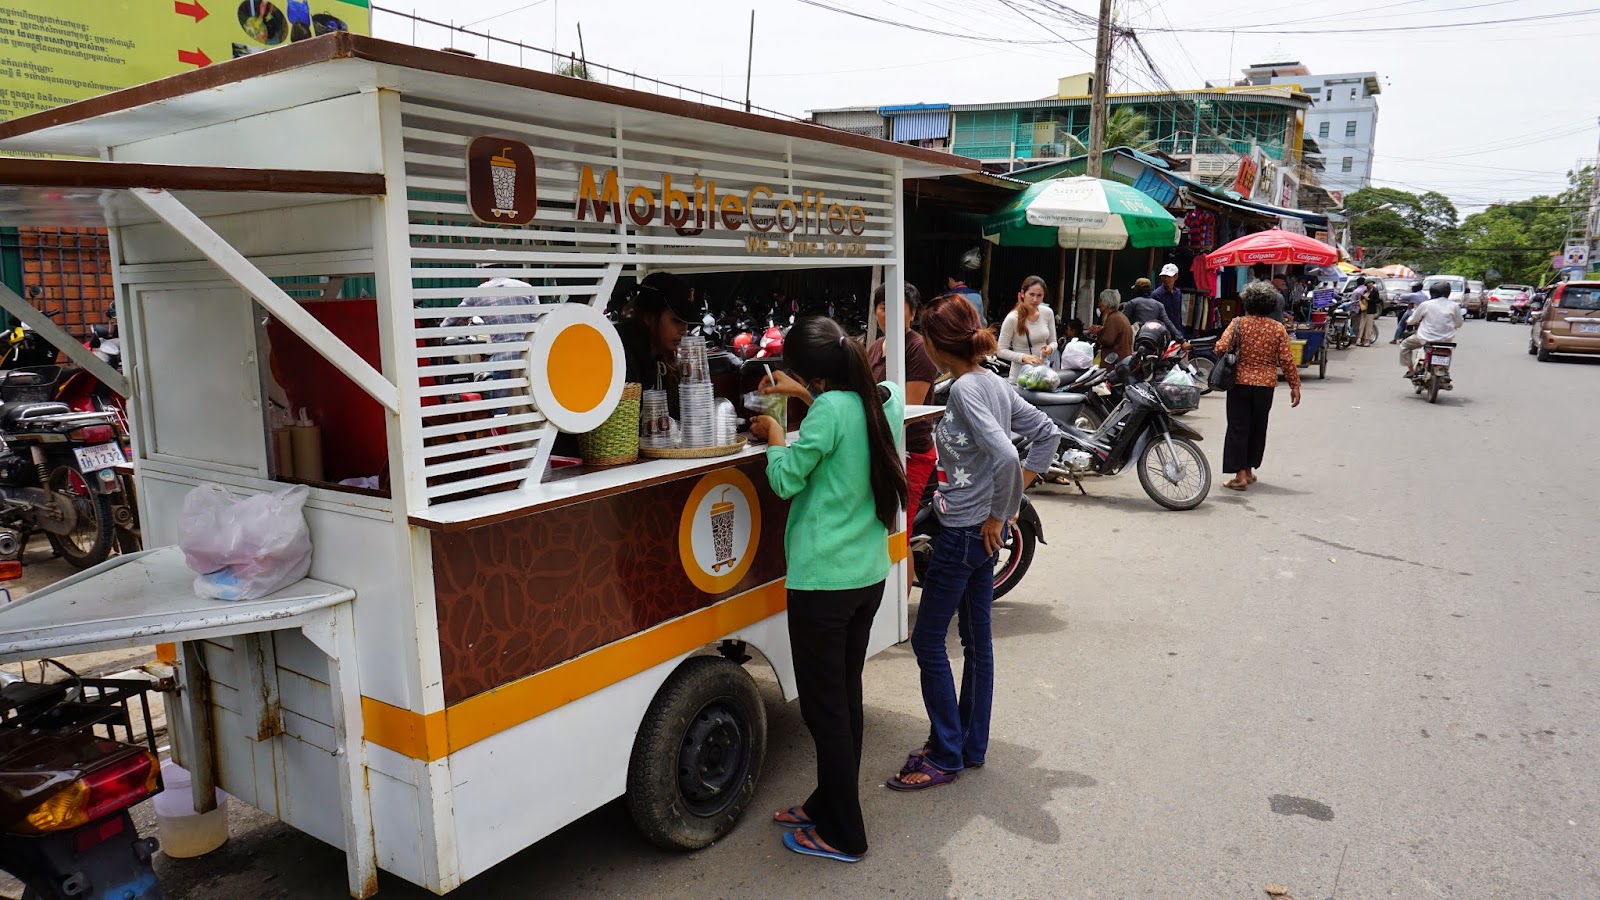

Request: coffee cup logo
left=467, top=136, right=538, bottom=226
left=679, top=470, right=761, bottom=594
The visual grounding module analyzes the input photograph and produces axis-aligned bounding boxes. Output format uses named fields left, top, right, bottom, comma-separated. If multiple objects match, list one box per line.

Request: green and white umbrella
left=983, top=176, right=1179, bottom=250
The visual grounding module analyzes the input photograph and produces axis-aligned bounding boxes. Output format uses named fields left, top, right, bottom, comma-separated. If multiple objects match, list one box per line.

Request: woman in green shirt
left=748, top=316, right=905, bottom=864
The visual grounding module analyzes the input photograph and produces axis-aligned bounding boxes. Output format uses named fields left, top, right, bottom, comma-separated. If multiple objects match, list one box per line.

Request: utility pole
left=744, top=10, right=755, bottom=112
left=1086, top=0, right=1114, bottom=178
left=576, top=22, right=586, bottom=65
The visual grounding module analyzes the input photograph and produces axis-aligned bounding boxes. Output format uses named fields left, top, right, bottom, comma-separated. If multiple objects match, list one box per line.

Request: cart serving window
left=0, top=33, right=974, bottom=898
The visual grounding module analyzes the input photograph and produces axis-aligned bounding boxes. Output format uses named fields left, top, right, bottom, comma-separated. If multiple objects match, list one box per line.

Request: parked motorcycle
left=1018, top=355, right=1212, bottom=510
left=1406, top=340, right=1455, bottom=403
left=0, top=667, right=165, bottom=900
left=907, top=467, right=1041, bottom=600
left=0, top=368, right=123, bottom=569
left=1327, top=298, right=1358, bottom=350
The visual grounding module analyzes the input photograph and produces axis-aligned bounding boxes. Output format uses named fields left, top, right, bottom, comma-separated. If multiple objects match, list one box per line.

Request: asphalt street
left=109, top=319, right=1600, bottom=898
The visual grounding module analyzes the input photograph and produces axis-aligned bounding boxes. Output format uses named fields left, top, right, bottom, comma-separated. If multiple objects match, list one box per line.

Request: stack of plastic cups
left=715, top=398, right=737, bottom=446
left=639, top=389, right=672, bottom=450
left=677, top=336, right=716, bottom=448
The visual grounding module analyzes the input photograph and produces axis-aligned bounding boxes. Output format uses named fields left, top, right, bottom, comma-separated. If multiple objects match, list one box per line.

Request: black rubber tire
left=44, top=465, right=115, bottom=571
left=1428, top=377, right=1440, bottom=404
left=1136, top=435, right=1210, bottom=511
left=1537, top=342, right=1552, bottom=362
left=1318, top=350, right=1327, bottom=379
left=991, top=520, right=1036, bottom=600
left=626, top=656, right=766, bottom=851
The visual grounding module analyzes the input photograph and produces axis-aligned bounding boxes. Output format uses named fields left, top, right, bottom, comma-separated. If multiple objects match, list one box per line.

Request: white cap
left=1159, top=263, right=1180, bottom=277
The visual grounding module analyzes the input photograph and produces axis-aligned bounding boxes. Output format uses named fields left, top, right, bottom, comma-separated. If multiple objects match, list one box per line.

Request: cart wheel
left=1317, top=349, right=1327, bottom=379
left=627, top=656, right=766, bottom=850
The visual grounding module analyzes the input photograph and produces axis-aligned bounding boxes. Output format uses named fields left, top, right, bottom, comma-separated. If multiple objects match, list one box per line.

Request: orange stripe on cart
left=363, top=532, right=906, bottom=762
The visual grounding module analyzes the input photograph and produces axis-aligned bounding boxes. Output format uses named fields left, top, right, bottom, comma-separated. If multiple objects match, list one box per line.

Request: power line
left=793, top=0, right=1085, bottom=43
left=1141, top=7, right=1600, bottom=35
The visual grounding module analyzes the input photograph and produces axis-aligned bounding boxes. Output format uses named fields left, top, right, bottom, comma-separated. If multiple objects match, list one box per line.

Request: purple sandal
left=887, top=756, right=960, bottom=792
left=900, top=744, right=983, bottom=776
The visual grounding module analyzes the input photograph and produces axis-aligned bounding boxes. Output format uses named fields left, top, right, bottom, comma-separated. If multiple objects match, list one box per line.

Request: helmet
left=1429, top=281, right=1451, bottom=298
left=1133, top=320, right=1170, bottom=356
left=732, top=332, right=754, bottom=357
left=761, top=326, right=785, bottom=356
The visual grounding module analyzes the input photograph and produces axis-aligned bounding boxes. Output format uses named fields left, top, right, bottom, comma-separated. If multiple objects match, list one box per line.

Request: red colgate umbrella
left=1206, top=228, right=1339, bottom=269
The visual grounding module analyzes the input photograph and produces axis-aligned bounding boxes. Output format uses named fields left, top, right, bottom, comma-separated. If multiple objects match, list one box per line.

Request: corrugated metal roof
left=880, top=103, right=950, bottom=114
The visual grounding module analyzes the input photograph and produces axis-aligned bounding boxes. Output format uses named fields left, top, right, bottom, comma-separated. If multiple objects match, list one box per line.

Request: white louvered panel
left=414, top=322, right=544, bottom=340
left=421, top=429, right=540, bottom=460
left=425, top=446, right=541, bottom=479
left=416, top=340, right=530, bottom=360
left=421, top=358, right=529, bottom=378
left=425, top=467, right=534, bottom=501
left=417, top=377, right=529, bottom=399
left=420, top=411, right=545, bottom=440
left=420, top=396, right=537, bottom=418
left=413, top=303, right=559, bottom=318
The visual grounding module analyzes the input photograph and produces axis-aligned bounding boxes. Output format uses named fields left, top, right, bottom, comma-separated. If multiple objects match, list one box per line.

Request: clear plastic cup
left=742, top=390, right=787, bottom=440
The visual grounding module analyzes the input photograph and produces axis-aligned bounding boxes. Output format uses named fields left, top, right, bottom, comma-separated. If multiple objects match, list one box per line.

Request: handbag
left=1208, top=322, right=1243, bottom=392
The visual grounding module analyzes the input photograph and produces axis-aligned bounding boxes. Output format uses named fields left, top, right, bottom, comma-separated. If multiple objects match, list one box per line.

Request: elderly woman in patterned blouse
left=1218, top=280, right=1302, bottom=491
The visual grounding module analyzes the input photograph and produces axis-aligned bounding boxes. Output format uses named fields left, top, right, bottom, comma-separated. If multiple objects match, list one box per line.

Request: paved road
left=140, top=319, right=1600, bottom=899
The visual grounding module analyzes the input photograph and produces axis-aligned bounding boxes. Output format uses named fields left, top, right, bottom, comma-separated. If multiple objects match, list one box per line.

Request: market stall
left=0, top=34, right=974, bottom=897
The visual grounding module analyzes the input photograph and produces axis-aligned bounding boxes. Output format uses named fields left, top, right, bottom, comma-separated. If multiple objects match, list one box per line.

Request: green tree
left=1068, top=108, right=1156, bottom=154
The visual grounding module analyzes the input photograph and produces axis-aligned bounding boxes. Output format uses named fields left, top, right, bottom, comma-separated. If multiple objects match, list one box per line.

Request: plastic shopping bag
left=1161, top=366, right=1196, bottom=388
left=1059, top=339, right=1095, bottom=371
left=178, top=483, right=313, bottom=601
left=1017, top=364, right=1061, bottom=391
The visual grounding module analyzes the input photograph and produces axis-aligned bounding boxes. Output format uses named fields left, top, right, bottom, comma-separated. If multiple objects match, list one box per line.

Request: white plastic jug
left=153, top=759, right=229, bottom=858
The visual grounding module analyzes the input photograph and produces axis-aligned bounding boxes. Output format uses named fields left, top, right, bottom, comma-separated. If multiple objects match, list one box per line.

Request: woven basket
left=640, top=435, right=747, bottom=459
left=576, top=382, right=642, bottom=467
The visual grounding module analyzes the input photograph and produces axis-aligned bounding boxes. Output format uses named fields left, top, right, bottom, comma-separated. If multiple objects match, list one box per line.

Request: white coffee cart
left=0, top=34, right=973, bottom=897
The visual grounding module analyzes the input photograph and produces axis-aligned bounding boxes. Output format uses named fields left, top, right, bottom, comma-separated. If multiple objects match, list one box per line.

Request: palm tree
left=1065, top=107, right=1157, bottom=156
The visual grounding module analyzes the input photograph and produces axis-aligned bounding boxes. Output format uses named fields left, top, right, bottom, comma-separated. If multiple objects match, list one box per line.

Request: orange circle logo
left=678, top=470, right=762, bottom=594
left=546, top=323, right=612, bottom=414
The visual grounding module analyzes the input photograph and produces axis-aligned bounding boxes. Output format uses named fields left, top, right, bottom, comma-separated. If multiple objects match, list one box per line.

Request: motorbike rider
left=1391, top=281, right=1430, bottom=345
left=1399, top=281, right=1464, bottom=377
left=1121, top=278, right=1183, bottom=339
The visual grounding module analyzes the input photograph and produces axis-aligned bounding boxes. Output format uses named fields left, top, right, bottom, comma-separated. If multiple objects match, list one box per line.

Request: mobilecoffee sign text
left=575, top=165, right=871, bottom=245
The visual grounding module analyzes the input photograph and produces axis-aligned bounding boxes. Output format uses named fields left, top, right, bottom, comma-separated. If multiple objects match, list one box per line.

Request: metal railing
left=371, top=6, right=802, bottom=123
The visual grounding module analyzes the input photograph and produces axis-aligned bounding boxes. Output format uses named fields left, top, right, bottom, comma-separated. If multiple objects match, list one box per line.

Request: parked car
left=1467, top=280, right=1486, bottom=317
left=1379, top=278, right=1415, bottom=315
left=1487, top=284, right=1532, bottom=321
left=1530, top=281, right=1600, bottom=360
left=1423, top=275, right=1477, bottom=318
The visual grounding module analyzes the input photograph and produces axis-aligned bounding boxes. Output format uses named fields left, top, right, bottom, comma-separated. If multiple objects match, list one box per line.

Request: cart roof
left=0, top=33, right=977, bottom=181
left=0, top=157, right=383, bottom=227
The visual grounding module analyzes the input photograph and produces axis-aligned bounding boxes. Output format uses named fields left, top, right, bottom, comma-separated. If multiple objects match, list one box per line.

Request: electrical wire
left=793, top=0, right=1078, bottom=43
left=1140, top=8, right=1600, bottom=36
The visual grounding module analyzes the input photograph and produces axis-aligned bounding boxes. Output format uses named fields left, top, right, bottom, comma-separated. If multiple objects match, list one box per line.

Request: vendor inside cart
left=618, top=272, right=696, bottom=397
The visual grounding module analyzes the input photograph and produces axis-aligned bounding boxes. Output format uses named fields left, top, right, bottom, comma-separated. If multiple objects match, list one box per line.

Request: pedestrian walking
left=1152, top=263, right=1185, bottom=336
left=997, top=276, right=1058, bottom=382
left=1354, top=278, right=1380, bottom=346
left=1091, top=289, right=1133, bottom=361
left=867, top=282, right=938, bottom=574
left=887, top=293, right=1058, bottom=791
left=1220, top=280, right=1302, bottom=491
left=750, top=316, right=907, bottom=864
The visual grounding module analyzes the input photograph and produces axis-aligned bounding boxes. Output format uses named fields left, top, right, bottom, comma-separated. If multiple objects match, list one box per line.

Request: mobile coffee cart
left=0, top=35, right=972, bottom=896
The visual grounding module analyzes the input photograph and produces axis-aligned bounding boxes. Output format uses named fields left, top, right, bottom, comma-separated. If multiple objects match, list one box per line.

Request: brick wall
left=3, top=226, right=115, bottom=341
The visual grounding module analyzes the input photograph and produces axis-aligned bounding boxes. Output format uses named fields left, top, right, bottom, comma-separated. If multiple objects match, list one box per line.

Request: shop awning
left=882, top=104, right=952, bottom=143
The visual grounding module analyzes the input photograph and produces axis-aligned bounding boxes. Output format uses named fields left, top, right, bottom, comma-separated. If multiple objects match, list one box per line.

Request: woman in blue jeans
left=888, top=293, right=1059, bottom=790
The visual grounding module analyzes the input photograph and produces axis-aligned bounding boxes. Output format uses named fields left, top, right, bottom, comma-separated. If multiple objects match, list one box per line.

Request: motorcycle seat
left=0, top=401, right=70, bottom=426
left=1017, top=388, right=1087, bottom=407
left=1424, top=341, right=1456, bottom=348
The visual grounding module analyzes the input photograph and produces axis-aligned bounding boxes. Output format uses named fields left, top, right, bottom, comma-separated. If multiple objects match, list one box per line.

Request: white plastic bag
left=1017, top=364, right=1061, bottom=391
left=1162, top=366, right=1196, bottom=388
left=1060, top=339, right=1095, bottom=371
left=178, top=483, right=313, bottom=601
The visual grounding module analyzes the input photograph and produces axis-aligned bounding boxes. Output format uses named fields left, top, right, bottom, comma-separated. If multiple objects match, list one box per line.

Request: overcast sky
left=374, top=0, right=1598, bottom=215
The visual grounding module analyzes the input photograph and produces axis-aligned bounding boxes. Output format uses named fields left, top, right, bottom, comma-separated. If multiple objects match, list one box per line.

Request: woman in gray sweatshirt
left=887, top=293, right=1060, bottom=790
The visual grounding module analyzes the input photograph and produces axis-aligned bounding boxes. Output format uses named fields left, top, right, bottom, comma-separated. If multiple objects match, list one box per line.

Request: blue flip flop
left=772, top=805, right=813, bottom=828
left=783, top=827, right=863, bottom=863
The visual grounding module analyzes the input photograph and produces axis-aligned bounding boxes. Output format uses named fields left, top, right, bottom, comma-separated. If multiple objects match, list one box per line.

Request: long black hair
left=782, top=315, right=906, bottom=530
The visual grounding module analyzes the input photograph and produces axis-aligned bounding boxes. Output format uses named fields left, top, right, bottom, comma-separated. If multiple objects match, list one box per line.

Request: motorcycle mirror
left=1102, top=352, right=1119, bottom=366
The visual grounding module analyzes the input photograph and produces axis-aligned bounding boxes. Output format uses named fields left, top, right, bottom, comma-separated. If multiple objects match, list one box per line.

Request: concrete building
left=1238, top=60, right=1380, bottom=198
left=811, top=76, right=1311, bottom=190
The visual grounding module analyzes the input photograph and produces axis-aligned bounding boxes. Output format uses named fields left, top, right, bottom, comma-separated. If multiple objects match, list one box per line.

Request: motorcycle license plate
left=74, top=442, right=123, bottom=472
left=1576, top=323, right=1600, bottom=334
left=1431, top=354, right=1451, bottom=368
